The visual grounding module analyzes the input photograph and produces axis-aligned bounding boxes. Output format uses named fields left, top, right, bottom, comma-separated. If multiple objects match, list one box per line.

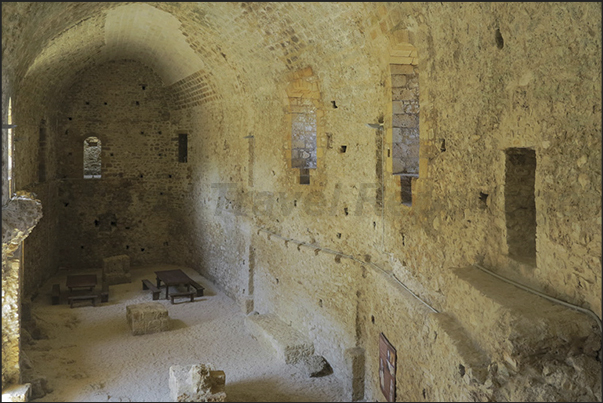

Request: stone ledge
left=245, top=312, right=314, bottom=364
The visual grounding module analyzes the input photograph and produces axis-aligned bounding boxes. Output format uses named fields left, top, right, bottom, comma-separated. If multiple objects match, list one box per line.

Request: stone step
left=245, top=313, right=314, bottom=364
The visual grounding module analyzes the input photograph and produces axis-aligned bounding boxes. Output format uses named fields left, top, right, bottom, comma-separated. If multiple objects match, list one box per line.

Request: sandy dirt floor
left=22, top=264, right=345, bottom=402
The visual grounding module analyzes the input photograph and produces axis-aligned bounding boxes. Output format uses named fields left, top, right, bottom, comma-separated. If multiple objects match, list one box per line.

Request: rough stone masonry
left=2, top=2, right=601, bottom=402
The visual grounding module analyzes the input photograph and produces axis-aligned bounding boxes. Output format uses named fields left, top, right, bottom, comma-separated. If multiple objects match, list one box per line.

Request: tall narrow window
left=178, top=133, right=188, bottom=163
left=83, top=136, right=101, bottom=179
left=287, top=67, right=321, bottom=185
left=291, top=101, right=317, bottom=170
left=7, top=97, right=13, bottom=194
left=390, top=44, right=419, bottom=206
left=505, top=148, right=536, bottom=264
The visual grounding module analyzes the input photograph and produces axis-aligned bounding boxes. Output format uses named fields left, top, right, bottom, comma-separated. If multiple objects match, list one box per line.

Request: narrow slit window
left=390, top=45, right=419, bottom=206
left=178, top=133, right=188, bottom=163
left=7, top=97, right=13, bottom=194
left=291, top=103, right=317, bottom=170
left=83, top=136, right=101, bottom=179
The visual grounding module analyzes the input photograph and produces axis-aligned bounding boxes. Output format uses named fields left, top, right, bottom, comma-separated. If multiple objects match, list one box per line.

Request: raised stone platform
left=126, top=302, right=169, bottom=335
left=245, top=312, right=314, bottom=364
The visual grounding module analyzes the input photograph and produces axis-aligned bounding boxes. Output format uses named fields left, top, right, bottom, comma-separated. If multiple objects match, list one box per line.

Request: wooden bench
left=170, top=290, right=195, bottom=304
left=67, top=294, right=97, bottom=308
left=189, top=280, right=205, bottom=297
left=142, top=279, right=160, bottom=300
left=51, top=284, right=60, bottom=305
left=100, top=281, right=109, bottom=303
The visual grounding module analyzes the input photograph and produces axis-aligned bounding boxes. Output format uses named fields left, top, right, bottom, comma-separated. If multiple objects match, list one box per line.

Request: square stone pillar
left=102, top=254, right=131, bottom=285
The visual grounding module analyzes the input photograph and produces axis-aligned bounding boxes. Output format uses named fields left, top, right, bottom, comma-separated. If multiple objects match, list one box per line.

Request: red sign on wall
left=379, top=332, right=397, bottom=402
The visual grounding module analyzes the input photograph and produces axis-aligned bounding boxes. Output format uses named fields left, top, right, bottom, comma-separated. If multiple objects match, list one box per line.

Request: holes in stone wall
left=103, top=102, right=108, bottom=105
left=339, top=145, right=347, bottom=153
left=178, top=133, right=188, bottom=163
left=331, top=101, right=338, bottom=109
left=505, top=148, right=536, bottom=264
left=371, top=315, right=375, bottom=324
left=135, top=101, right=140, bottom=106
left=83, top=136, right=101, bottom=179
left=68, top=117, right=72, bottom=120
left=479, top=192, right=489, bottom=208
left=319, top=299, right=323, bottom=307
left=458, top=364, right=466, bottom=377
left=141, top=85, right=146, bottom=90
left=336, top=233, right=342, bottom=239
left=495, top=28, right=504, bottom=49
left=344, top=207, right=349, bottom=216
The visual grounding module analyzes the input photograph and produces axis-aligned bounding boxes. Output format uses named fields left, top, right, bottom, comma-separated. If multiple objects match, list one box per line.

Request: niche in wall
left=504, top=148, right=536, bottom=264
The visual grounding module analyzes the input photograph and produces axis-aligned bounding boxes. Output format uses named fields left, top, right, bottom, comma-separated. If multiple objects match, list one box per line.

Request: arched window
left=83, top=136, right=101, bottom=179
left=287, top=67, right=322, bottom=185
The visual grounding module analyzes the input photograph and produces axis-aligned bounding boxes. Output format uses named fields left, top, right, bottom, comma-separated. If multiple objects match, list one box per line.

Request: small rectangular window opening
left=178, top=133, right=188, bottom=163
left=299, top=168, right=310, bottom=185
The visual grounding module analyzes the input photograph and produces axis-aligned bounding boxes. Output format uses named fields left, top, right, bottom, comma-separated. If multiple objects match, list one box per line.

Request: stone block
left=392, top=113, right=418, bottom=128
left=169, top=364, right=226, bottom=402
left=126, top=302, right=169, bottom=336
left=391, top=74, right=407, bottom=88
left=102, top=255, right=131, bottom=285
left=245, top=313, right=314, bottom=364
left=390, top=64, right=414, bottom=75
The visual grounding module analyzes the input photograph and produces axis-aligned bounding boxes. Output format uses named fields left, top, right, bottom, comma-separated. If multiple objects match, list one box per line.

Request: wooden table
left=66, top=274, right=97, bottom=292
left=155, top=269, right=193, bottom=300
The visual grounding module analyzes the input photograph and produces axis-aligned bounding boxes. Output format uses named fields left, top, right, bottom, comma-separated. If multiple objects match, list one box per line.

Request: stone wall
left=55, top=60, right=190, bottom=269
left=2, top=2, right=601, bottom=401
